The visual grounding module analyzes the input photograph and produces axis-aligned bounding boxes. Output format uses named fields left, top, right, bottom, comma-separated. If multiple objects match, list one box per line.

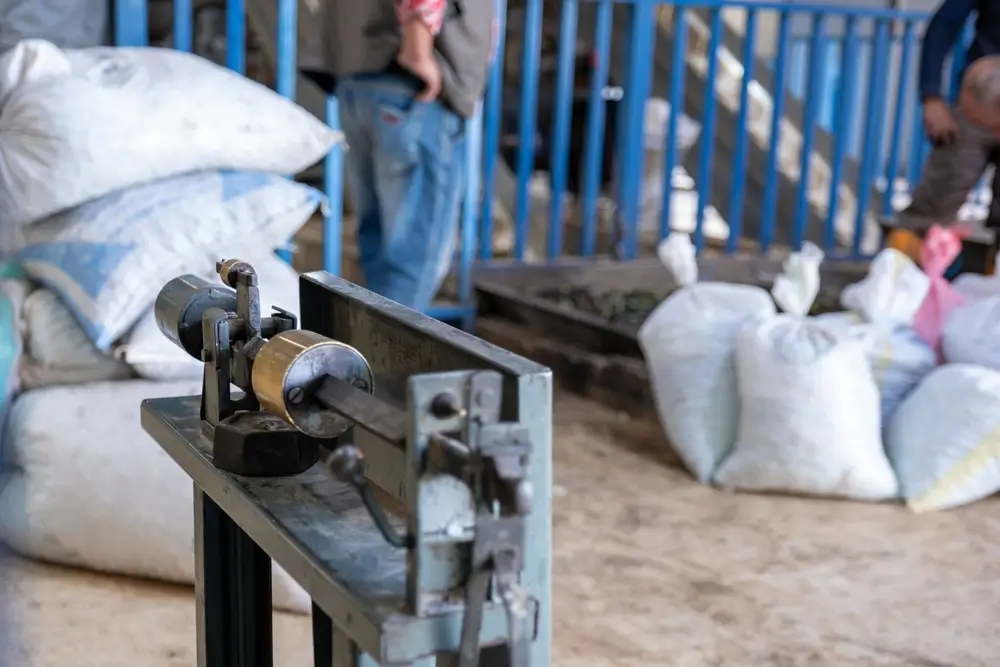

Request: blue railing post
left=659, top=6, right=689, bottom=243
left=513, top=0, right=544, bottom=261
left=547, top=0, right=580, bottom=260
left=826, top=16, right=861, bottom=251
left=693, top=9, right=723, bottom=252
left=579, top=0, right=614, bottom=257
left=323, top=96, right=344, bottom=277
left=760, top=10, right=792, bottom=253
left=793, top=13, right=827, bottom=250
left=478, top=0, right=509, bottom=261
left=616, top=0, right=657, bottom=260
left=854, top=19, right=891, bottom=255
left=726, top=8, right=758, bottom=254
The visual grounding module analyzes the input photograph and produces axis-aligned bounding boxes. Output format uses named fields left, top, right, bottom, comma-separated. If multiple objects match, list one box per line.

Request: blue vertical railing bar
left=579, top=0, right=613, bottom=257
left=693, top=9, right=723, bottom=252
left=617, top=0, right=657, bottom=259
left=547, top=0, right=580, bottom=260
left=513, top=0, right=544, bottom=261
left=726, top=8, right=757, bottom=254
left=323, top=96, right=343, bottom=277
left=459, top=106, right=485, bottom=331
left=906, top=66, right=927, bottom=191
left=173, top=0, right=193, bottom=52
left=226, top=0, right=246, bottom=74
left=793, top=13, right=827, bottom=251
left=883, top=20, right=916, bottom=216
left=659, top=7, right=689, bottom=243
left=275, top=0, right=298, bottom=263
left=478, top=0, right=508, bottom=260
left=275, top=0, right=298, bottom=100
left=114, top=0, right=148, bottom=46
left=854, top=19, right=891, bottom=256
left=759, top=11, right=791, bottom=254
left=825, top=17, right=860, bottom=251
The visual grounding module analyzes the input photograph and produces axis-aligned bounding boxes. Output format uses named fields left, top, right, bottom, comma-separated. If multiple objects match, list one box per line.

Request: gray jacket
left=303, top=0, right=494, bottom=119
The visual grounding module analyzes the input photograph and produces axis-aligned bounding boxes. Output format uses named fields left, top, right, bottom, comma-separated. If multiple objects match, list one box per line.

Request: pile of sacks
left=0, top=38, right=343, bottom=612
left=639, top=226, right=1000, bottom=513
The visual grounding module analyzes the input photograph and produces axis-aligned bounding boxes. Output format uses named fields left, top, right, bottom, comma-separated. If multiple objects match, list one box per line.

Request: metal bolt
left=286, top=387, right=305, bottom=405
left=431, top=392, right=462, bottom=418
left=474, top=388, right=497, bottom=409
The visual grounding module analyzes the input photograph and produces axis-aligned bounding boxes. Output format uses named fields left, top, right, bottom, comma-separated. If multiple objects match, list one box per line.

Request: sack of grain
left=815, top=249, right=936, bottom=423
left=0, top=39, right=339, bottom=227
left=19, top=289, right=133, bottom=389
left=887, top=364, right=1000, bottom=512
left=18, top=171, right=321, bottom=350
left=714, top=243, right=898, bottom=500
left=0, top=380, right=311, bottom=612
left=638, top=232, right=776, bottom=483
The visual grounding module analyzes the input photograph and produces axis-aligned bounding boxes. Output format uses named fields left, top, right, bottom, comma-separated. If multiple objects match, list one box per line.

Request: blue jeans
left=336, top=74, right=467, bottom=311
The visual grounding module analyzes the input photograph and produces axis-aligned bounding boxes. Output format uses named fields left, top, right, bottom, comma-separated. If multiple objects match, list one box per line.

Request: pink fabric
left=912, top=225, right=966, bottom=355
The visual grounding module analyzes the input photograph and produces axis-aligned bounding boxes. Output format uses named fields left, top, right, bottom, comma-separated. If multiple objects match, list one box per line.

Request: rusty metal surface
left=298, top=272, right=554, bottom=667
left=141, top=396, right=530, bottom=665
left=474, top=256, right=869, bottom=358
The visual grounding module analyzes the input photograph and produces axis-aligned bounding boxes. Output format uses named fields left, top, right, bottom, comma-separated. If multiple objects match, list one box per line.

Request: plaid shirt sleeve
left=395, top=0, right=447, bottom=35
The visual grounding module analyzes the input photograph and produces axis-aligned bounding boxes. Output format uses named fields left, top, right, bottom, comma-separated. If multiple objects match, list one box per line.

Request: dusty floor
left=4, top=392, right=1000, bottom=667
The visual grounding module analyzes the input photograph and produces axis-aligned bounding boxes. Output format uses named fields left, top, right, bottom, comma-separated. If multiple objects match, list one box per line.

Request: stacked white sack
left=20, top=289, right=133, bottom=389
left=18, top=171, right=322, bottom=350
left=638, top=233, right=776, bottom=483
left=0, top=39, right=340, bottom=227
left=942, top=258, right=1000, bottom=369
left=0, top=380, right=311, bottom=612
left=887, top=364, right=1000, bottom=512
left=814, top=249, right=937, bottom=424
left=714, top=243, right=899, bottom=500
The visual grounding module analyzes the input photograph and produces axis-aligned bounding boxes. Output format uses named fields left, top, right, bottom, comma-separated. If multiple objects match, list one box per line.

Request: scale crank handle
left=325, top=445, right=411, bottom=549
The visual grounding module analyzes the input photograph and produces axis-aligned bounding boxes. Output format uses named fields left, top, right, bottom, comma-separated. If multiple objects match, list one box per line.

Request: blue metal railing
left=115, top=0, right=985, bottom=330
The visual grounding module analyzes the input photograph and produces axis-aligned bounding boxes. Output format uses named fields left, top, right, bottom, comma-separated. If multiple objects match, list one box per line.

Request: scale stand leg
left=195, top=486, right=274, bottom=667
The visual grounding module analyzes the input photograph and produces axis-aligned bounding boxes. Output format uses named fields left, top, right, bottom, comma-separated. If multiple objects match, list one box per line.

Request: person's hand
left=923, top=97, right=958, bottom=145
left=398, top=18, right=441, bottom=102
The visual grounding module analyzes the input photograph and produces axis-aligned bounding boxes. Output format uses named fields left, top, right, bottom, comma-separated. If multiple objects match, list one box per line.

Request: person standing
left=309, top=1, right=494, bottom=312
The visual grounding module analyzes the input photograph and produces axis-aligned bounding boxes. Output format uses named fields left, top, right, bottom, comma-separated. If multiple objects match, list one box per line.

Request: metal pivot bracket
left=417, top=371, right=536, bottom=667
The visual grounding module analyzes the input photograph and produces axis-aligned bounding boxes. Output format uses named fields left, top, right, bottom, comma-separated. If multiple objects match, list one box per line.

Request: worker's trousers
left=898, top=105, right=1000, bottom=231
left=336, top=74, right=467, bottom=312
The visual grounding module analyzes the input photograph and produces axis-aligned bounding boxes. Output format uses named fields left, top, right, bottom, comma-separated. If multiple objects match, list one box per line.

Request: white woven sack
left=950, top=252, right=1000, bottom=303
left=17, top=171, right=322, bottom=351
left=886, top=364, right=1000, bottom=512
left=942, top=293, right=1000, bottom=370
left=638, top=233, right=775, bottom=483
left=714, top=243, right=899, bottom=500
left=0, top=39, right=340, bottom=227
left=0, top=380, right=310, bottom=612
left=122, top=252, right=302, bottom=381
left=19, top=289, right=133, bottom=389
left=815, top=249, right=936, bottom=423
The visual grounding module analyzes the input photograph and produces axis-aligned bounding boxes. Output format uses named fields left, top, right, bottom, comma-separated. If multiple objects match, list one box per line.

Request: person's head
left=960, top=55, right=1000, bottom=137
